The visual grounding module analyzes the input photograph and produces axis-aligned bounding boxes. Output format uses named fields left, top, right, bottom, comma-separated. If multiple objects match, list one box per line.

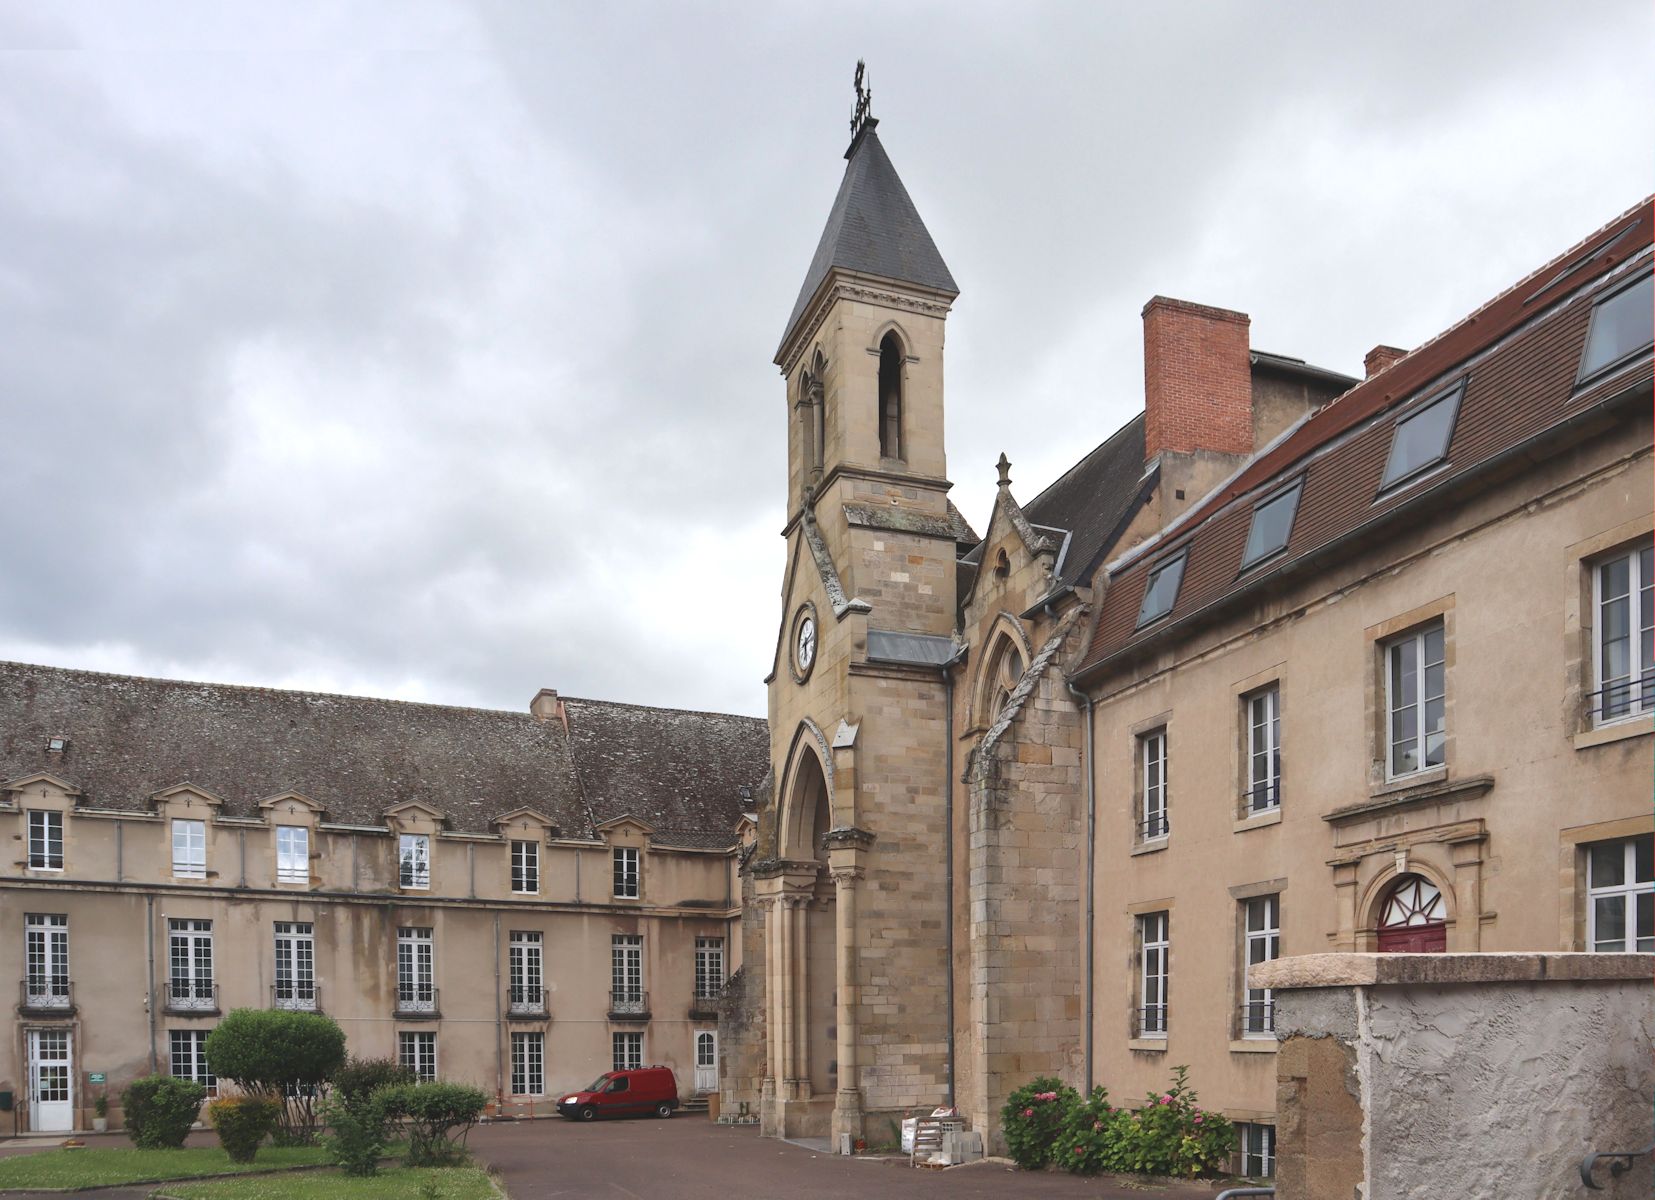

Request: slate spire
left=778, top=121, right=959, bottom=356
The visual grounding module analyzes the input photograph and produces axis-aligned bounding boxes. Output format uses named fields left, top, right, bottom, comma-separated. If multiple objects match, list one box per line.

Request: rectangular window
left=510, top=1031, right=545, bottom=1096
left=613, top=847, right=640, bottom=899
left=273, top=921, right=316, bottom=1010
left=24, top=914, right=69, bottom=1007
left=1386, top=622, right=1446, bottom=777
left=612, top=1031, right=643, bottom=1072
left=1578, top=271, right=1654, bottom=384
left=1238, top=1122, right=1276, bottom=1178
left=1592, top=542, right=1654, bottom=724
left=399, top=834, right=430, bottom=889
left=694, top=937, right=725, bottom=999
left=1587, top=835, right=1654, bottom=952
left=1242, top=896, right=1280, bottom=1038
left=1138, top=729, right=1169, bottom=840
left=1380, top=384, right=1462, bottom=490
left=276, top=826, right=309, bottom=885
left=511, top=839, right=540, bottom=895
left=508, top=931, right=543, bottom=1012
left=611, top=934, right=643, bottom=1009
left=168, top=919, right=215, bottom=1011
left=1135, top=551, right=1188, bottom=628
left=1245, top=686, right=1282, bottom=813
left=1137, top=911, right=1168, bottom=1038
left=27, top=811, right=63, bottom=870
left=172, top=819, right=207, bottom=879
left=396, top=928, right=435, bottom=1012
left=170, top=1029, right=217, bottom=1094
left=1241, top=480, right=1303, bottom=570
left=398, top=1032, right=437, bottom=1082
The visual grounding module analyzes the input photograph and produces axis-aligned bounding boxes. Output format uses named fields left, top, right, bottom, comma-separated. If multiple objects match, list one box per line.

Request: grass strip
left=0, top=1146, right=331, bottom=1191
left=155, top=1166, right=501, bottom=1199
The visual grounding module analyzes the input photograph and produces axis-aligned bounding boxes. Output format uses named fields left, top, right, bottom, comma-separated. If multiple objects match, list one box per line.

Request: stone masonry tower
left=757, top=85, right=964, bottom=1144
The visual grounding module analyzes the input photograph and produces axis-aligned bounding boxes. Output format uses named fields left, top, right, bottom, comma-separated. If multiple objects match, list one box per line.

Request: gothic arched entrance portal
left=773, top=738, right=838, bottom=1114
left=1377, top=875, right=1447, bottom=952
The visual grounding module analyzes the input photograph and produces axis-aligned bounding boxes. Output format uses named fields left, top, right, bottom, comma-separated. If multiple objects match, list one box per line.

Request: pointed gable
left=779, top=127, right=958, bottom=354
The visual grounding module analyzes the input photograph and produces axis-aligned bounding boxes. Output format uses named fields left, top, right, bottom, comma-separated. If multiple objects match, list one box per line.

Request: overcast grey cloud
left=0, top=1, right=1649, bottom=717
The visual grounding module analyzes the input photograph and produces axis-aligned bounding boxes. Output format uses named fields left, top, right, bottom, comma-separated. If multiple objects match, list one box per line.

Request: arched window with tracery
left=808, top=350, right=827, bottom=474
left=1377, top=874, right=1447, bottom=953
left=878, top=332, right=903, bottom=460
left=987, top=635, right=1025, bottom=721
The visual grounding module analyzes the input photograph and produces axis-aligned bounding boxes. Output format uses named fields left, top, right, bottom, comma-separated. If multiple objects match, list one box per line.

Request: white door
left=29, top=1030, right=73, bottom=1132
left=693, top=1030, right=718, bottom=1093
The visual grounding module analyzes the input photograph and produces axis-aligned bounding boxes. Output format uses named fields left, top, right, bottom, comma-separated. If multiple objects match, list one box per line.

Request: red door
left=1377, top=875, right=1447, bottom=953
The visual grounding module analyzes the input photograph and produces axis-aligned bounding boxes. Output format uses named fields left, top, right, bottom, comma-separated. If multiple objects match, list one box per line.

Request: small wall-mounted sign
left=88, top=1073, right=106, bottom=1084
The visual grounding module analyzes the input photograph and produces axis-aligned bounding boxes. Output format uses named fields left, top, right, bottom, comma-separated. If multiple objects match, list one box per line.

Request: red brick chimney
left=1142, top=296, right=1253, bottom=465
left=1364, top=344, right=1408, bottom=377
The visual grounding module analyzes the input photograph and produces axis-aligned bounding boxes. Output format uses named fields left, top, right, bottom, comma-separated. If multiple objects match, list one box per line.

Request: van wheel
left=579, top=1106, right=597, bottom=1121
left=655, top=1103, right=673, bottom=1119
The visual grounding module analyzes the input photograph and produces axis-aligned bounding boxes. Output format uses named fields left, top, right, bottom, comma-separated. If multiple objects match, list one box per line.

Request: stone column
left=778, top=894, right=797, bottom=1094
left=759, top=889, right=782, bottom=1137
left=790, top=895, right=809, bottom=1094
left=830, top=866, right=863, bottom=1145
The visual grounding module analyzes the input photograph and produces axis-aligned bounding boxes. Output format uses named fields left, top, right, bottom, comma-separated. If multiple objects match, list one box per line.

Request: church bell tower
left=758, top=64, right=964, bottom=1144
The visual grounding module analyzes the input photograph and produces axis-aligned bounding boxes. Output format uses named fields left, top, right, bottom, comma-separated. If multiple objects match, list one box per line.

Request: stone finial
left=996, top=452, right=1012, bottom=489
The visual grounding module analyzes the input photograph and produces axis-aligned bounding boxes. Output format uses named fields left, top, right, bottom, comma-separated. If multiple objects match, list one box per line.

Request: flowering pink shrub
left=999, top=1077, right=1079, bottom=1170
left=1047, top=1067, right=1233, bottom=1178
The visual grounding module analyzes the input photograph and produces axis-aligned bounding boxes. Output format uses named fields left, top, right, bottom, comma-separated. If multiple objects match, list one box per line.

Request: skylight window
left=1241, top=480, right=1303, bottom=570
left=1577, top=272, right=1653, bottom=384
left=1380, top=384, right=1463, bottom=491
left=1135, top=551, right=1187, bottom=628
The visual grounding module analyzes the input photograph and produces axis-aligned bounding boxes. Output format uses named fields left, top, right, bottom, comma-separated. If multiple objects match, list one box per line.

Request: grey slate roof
left=780, top=127, right=958, bottom=354
left=1016, top=413, right=1153, bottom=590
left=0, top=661, right=767, bottom=847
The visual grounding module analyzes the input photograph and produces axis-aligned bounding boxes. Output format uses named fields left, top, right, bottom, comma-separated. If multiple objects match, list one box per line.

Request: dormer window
left=400, top=833, right=431, bottom=890
left=1380, top=383, right=1462, bottom=491
left=1135, top=550, right=1188, bottom=629
left=1241, top=480, right=1304, bottom=570
left=1577, top=271, right=1653, bottom=385
left=878, top=332, right=903, bottom=460
left=44, top=735, right=68, bottom=754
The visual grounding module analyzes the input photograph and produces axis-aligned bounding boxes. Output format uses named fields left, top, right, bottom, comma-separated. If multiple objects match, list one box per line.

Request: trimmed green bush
left=332, top=1057, right=415, bottom=1103
left=321, top=1093, right=389, bottom=1177
left=1051, top=1086, right=1116, bottom=1175
left=204, top=1009, right=346, bottom=1145
left=121, top=1074, right=206, bottom=1149
left=1110, top=1066, right=1233, bottom=1177
left=208, top=1096, right=280, bottom=1163
left=377, top=1082, right=489, bottom=1167
left=999, top=1076, right=1079, bottom=1171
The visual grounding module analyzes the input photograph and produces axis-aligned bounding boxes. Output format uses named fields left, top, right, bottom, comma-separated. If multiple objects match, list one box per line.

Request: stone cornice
left=777, top=271, right=956, bottom=375
left=821, top=825, right=875, bottom=851
left=1322, top=774, right=1495, bottom=826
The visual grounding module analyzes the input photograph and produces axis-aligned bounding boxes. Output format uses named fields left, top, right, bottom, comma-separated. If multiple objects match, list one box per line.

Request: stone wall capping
left=1322, top=773, right=1495, bottom=824
left=1252, top=950, right=1655, bottom=990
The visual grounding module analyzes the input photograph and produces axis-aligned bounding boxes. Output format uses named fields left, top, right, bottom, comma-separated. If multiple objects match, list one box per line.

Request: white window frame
left=276, top=826, right=309, bottom=885
left=399, top=834, right=431, bottom=890
left=172, top=819, right=207, bottom=880
left=511, top=839, right=539, bottom=895
left=168, top=918, right=215, bottom=1010
left=508, top=931, right=543, bottom=1013
left=27, top=811, right=63, bottom=871
left=613, top=846, right=640, bottom=899
left=24, top=913, right=70, bottom=1007
left=612, top=934, right=643, bottom=1006
left=1139, top=729, right=1168, bottom=841
left=1577, top=269, right=1655, bottom=386
left=1238, top=1121, right=1276, bottom=1178
left=1587, top=836, right=1654, bottom=953
left=694, top=937, right=725, bottom=1000
left=1385, top=622, right=1446, bottom=779
left=1245, top=686, right=1282, bottom=813
left=1242, top=895, right=1279, bottom=1038
left=170, top=1029, right=217, bottom=1094
left=510, top=1031, right=545, bottom=1096
left=398, top=1031, right=437, bottom=1082
left=611, top=1031, right=643, bottom=1072
left=1137, top=911, right=1168, bottom=1038
left=273, top=921, right=316, bottom=1009
left=396, top=927, right=435, bottom=1011
left=1591, top=542, right=1654, bottom=726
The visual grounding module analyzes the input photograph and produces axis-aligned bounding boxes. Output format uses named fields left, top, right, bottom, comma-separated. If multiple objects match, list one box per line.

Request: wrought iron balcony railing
left=1135, top=1003, right=1168, bottom=1037
left=506, top=987, right=549, bottom=1019
left=1137, top=812, right=1170, bottom=841
left=271, top=983, right=320, bottom=1012
left=395, top=987, right=439, bottom=1019
left=1588, top=671, right=1655, bottom=726
left=1240, top=780, right=1281, bottom=817
left=689, top=982, right=723, bottom=1018
left=165, top=981, right=220, bottom=1014
left=20, top=979, right=73, bottom=1015
left=1240, top=999, right=1275, bottom=1037
left=608, top=989, right=650, bottom=1020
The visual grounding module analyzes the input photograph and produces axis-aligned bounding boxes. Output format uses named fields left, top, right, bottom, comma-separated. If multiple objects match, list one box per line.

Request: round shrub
left=1051, top=1086, right=1118, bottom=1175
left=377, top=1081, right=489, bottom=1167
left=999, top=1076, right=1079, bottom=1170
left=332, top=1056, right=415, bottom=1103
left=121, top=1074, right=205, bottom=1149
left=208, top=1096, right=280, bottom=1163
left=205, top=1008, right=346, bottom=1144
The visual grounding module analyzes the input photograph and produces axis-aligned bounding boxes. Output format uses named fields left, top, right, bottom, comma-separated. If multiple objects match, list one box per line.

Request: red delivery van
left=556, top=1066, right=680, bottom=1121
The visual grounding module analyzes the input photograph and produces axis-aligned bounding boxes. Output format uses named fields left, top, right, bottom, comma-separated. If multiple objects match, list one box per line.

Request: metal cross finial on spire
left=850, top=59, right=875, bottom=140
left=996, top=452, right=1012, bottom=489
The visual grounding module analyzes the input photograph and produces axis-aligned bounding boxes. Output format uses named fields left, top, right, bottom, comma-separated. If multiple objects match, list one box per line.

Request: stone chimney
left=1364, top=345, right=1408, bottom=377
left=529, top=688, right=565, bottom=728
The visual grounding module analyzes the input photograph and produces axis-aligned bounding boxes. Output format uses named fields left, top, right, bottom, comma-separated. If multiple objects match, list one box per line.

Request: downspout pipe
left=941, top=642, right=969, bottom=1109
left=1065, top=675, right=1096, bottom=1094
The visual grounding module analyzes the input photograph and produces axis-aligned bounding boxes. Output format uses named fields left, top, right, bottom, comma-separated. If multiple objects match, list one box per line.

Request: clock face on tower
left=794, top=610, right=817, bottom=680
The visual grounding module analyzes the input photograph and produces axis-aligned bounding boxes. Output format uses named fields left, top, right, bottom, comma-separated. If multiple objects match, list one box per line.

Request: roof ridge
left=1023, top=411, right=1147, bottom=514
left=562, top=695, right=767, bottom=724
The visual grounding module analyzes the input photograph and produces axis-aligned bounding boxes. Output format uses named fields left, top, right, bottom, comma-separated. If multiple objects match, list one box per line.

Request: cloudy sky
left=0, top=2, right=1649, bottom=718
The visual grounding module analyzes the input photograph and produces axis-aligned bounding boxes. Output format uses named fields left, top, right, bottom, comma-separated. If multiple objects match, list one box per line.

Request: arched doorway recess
left=1377, top=874, right=1447, bottom=952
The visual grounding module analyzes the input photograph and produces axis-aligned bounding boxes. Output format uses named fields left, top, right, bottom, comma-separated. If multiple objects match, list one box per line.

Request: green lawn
left=0, top=1145, right=331, bottom=1190
left=156, top=1166, right=500, bottom=1199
